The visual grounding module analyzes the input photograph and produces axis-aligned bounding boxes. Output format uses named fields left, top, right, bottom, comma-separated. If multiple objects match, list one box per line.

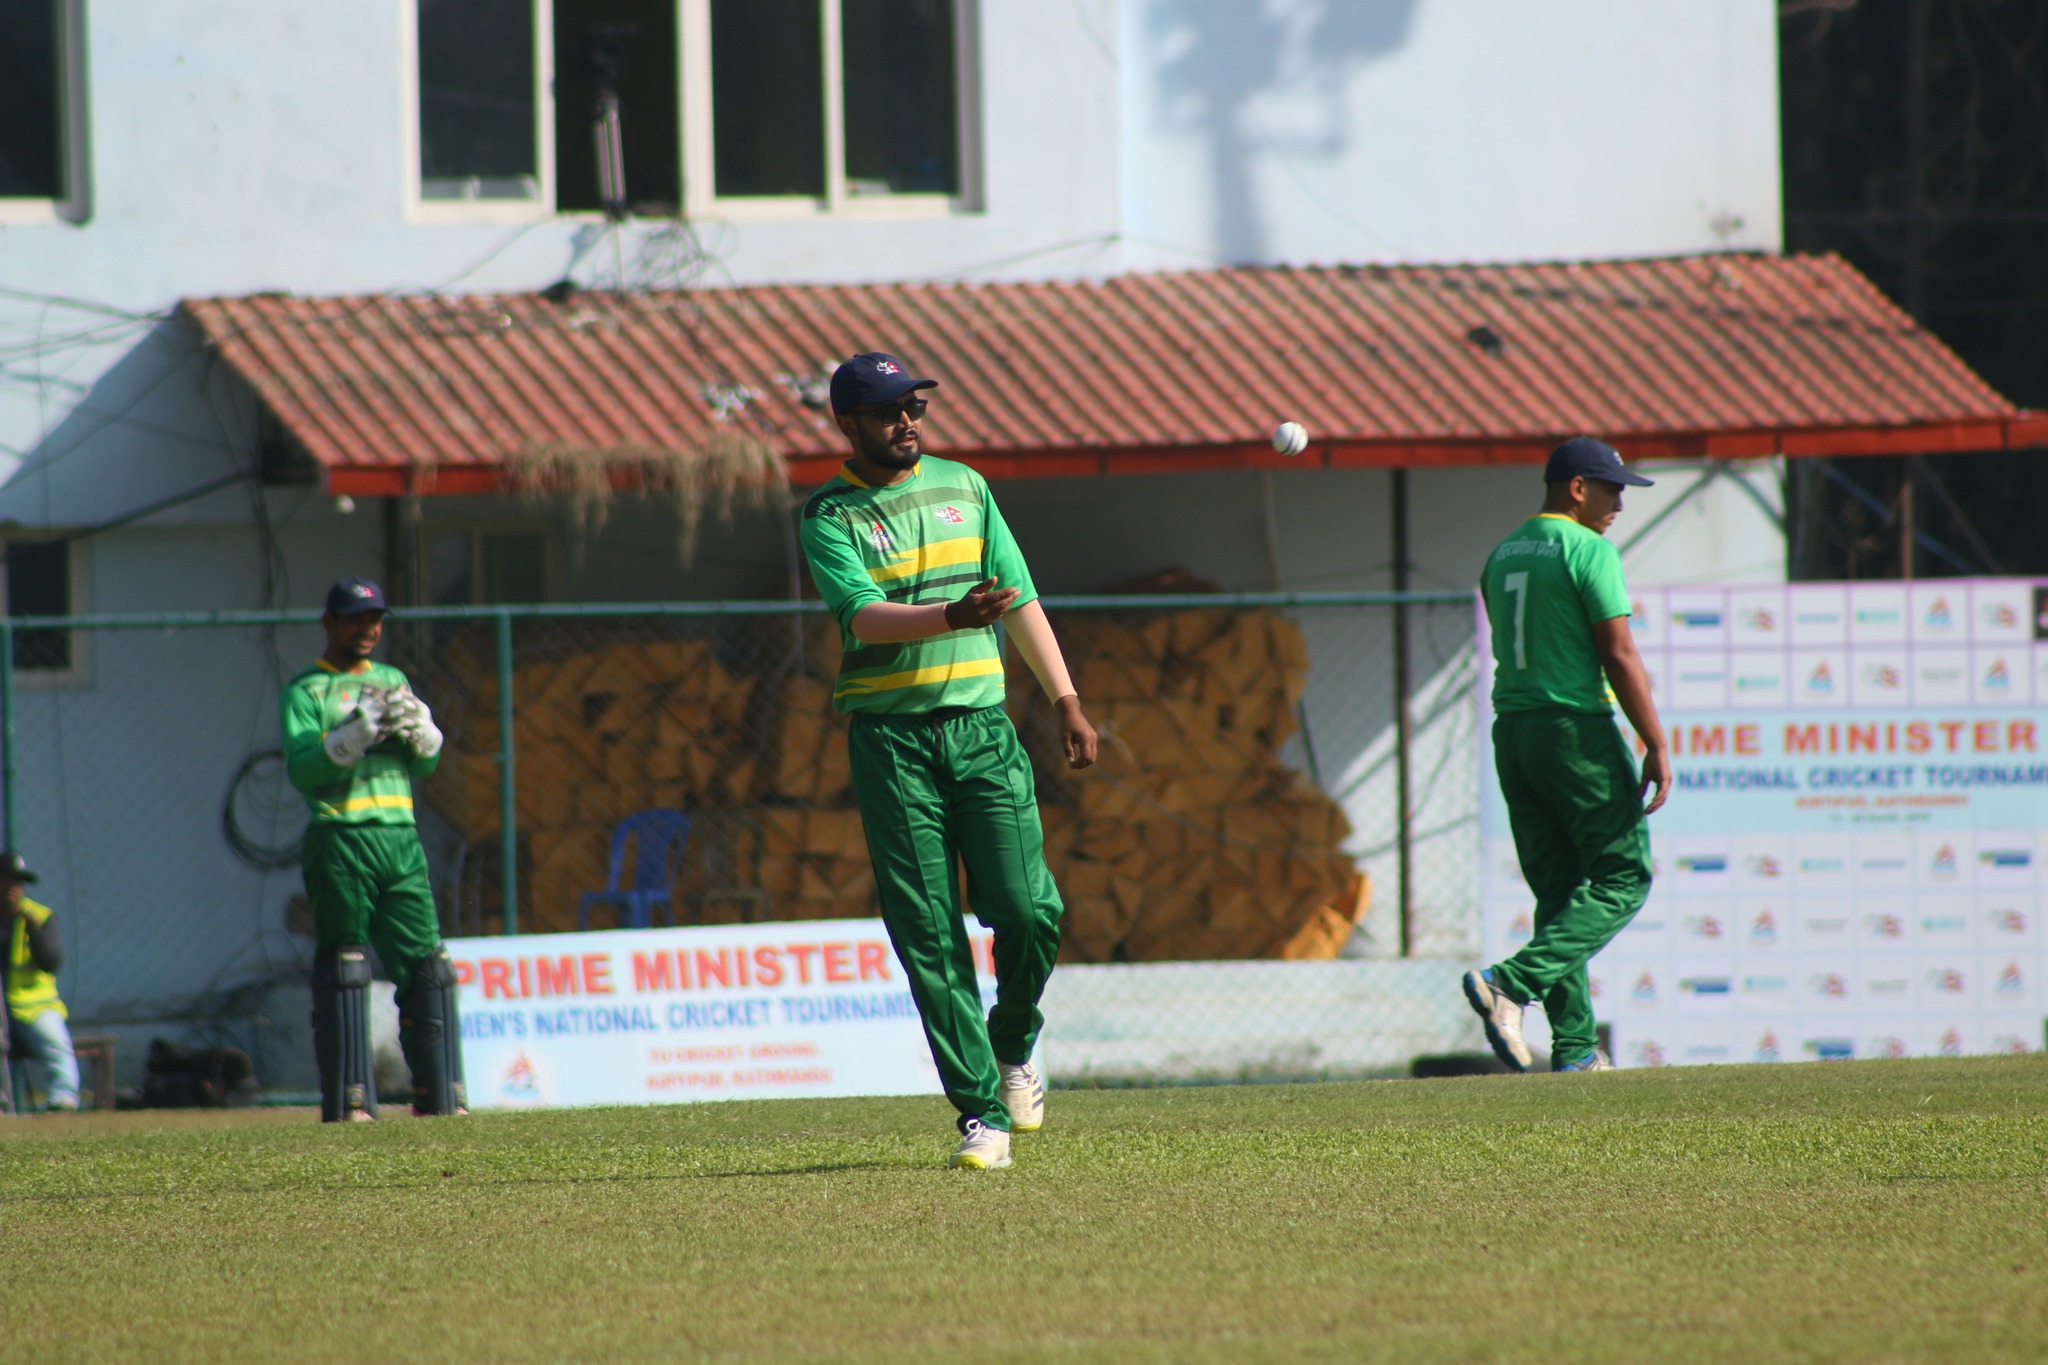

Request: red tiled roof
left=183, top=253, right=2048, bottom=496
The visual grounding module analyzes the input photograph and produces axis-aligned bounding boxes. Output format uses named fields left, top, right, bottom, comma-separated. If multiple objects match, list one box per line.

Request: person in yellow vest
left=0, top=852, right=78, bottom=1112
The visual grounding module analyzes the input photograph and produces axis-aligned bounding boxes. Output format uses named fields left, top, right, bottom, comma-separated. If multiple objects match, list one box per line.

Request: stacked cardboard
left=422, top=628, right=868, bottom=933
left=422, top=607, right=1365, bottom=958
left=1010, top=608, right=1368, bottom=962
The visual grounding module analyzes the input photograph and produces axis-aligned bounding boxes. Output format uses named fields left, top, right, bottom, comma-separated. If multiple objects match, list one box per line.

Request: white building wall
left=1119, top=0, right=1782, bottom=270
left=0, top=0, right=1789, bottom=1064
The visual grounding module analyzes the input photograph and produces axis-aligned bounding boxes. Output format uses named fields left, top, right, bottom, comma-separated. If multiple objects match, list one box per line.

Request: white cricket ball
left=1271, top=421, right=1309, bottom=457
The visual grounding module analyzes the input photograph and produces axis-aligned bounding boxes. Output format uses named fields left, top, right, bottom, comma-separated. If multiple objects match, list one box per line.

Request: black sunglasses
left=854, top=396, right=929, bottom=423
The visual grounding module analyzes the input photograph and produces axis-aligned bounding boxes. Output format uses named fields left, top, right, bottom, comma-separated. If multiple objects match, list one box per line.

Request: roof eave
left=319, top=414, right=2048, bottom=497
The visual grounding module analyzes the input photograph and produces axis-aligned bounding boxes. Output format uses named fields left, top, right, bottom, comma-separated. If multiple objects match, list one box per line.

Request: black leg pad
left=311, top=945, right=378, bottom=1123
left=400, top=947, right=468, bottom=1115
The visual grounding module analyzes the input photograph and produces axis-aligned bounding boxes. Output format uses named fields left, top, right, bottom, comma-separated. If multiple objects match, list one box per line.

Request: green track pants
left=848, top=705, right=1064, bottom=1133
left=1489, top=710, right=1652, bottom=1065
left=302, top=823, right=443, bottom=996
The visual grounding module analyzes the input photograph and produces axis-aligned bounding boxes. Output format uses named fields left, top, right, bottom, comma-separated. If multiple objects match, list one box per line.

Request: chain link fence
left=0, top=592, right=1484, bottom=1089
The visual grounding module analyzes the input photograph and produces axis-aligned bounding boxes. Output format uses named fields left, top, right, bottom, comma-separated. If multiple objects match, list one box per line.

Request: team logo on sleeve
left=868, top=521, right=896, bottom=552
left=934, top=505, right=965, bottom=525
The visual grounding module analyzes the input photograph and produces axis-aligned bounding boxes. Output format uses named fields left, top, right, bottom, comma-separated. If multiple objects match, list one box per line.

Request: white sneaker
left=949, top=1119, right=1012, bottom=1170
left=998, top=1060, right=1045, bottom=1133
left=1461, top=969, right=1533, bottom=1072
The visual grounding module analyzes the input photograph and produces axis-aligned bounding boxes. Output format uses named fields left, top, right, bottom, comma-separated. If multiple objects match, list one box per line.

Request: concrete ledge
left=1039, top=959, right=1485, bottom=1084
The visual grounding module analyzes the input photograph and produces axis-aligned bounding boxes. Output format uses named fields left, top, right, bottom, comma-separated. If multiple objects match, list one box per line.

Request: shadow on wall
left=0, top=312, right=253, bottom=530
left=1145, top=0, right=1417, bottom=263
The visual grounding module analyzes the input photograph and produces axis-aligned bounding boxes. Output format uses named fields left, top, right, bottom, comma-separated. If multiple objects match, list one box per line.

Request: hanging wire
left=222, top=749, right=303, bottom=870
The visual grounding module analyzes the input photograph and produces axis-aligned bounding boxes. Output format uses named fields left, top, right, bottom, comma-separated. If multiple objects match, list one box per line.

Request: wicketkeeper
left=801, top=352, right=1098, bottom=1170
left=281, top=576, right=466, bottom=1121
left=1467, top=437, right=1671, bottom=1073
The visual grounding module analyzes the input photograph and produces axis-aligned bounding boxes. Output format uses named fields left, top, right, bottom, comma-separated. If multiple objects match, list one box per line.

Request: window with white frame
left=553, top=0, right=682, bottom=214
left=0, top=0, right=89, bottom=223
left=416, top=0, right=546, bottom=204
left=410, top=0, right=975, bottom=219
left=684, top=0, right=975, bottom=215
left=3, top=538, right=82, bottom=676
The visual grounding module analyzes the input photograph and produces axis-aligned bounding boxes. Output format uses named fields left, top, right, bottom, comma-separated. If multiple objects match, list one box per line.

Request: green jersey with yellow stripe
left=800, top=455, right=1038, bottom=715
left=280, top=659, right=438, bottom=825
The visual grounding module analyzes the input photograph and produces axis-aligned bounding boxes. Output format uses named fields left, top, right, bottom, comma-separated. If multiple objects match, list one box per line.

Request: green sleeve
left=281, top=679, right=346, bottom=795
left=1574, top=536, right=1631, bottom=624
left=979, top=476, right=1038, bottom=609
left=801, top=510, right=886, bottom=632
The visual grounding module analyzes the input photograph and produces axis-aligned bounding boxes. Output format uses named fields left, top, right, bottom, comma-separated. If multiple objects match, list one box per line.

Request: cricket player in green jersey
left=281, top=576, right=466, bottom=1121
left=1466, top=437, right=1671, bottom=1073
left=801, top=352, right=1098, bottom=1170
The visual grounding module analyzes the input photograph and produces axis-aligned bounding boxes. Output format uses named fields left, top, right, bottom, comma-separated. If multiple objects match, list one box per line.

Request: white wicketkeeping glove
left=322, top=688, right=389, bottom=767
left=386, top=686, right=444, bottom=760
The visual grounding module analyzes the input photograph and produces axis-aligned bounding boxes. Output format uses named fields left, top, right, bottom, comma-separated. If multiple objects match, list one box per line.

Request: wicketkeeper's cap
left=0, top=851, right=39, bottom=884
left=324, top=576, right=388, bottom=617
left=829, top=352, right=938, bottom=416
left=1544, top=435, right=1654, bottom=488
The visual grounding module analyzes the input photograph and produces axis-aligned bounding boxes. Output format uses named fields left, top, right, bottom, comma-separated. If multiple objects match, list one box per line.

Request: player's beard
left=856, top=422, right=921, bottom=470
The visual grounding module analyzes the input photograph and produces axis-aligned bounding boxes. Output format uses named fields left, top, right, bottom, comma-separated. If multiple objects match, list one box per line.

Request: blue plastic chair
left=578, top=809, right=691, bottom=930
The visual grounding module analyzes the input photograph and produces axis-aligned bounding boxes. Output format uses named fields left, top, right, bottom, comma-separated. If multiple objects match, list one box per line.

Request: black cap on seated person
left=829, top=353, right=939, bottom=415
left=1544, top=435, right=1654, bottom=488
left=0, top=851, right=39, bottom=884
left=325, top=576, right=388, bottom=617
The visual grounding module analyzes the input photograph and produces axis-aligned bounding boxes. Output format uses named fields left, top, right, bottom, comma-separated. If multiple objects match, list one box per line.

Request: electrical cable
left=222, top=749, right=303, bottom=871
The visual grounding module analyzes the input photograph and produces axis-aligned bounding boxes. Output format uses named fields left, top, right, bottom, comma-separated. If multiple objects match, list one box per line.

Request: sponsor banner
left=1480, top=577, right=2048, bottom=1066
left=448, top=919, right=988, bottom=1109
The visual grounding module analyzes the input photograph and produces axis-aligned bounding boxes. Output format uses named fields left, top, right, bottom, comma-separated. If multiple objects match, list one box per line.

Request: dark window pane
left=843, top=0, right=957, bottom=195
left=0, top=0, right=63, bottom=199
left=7, top=541, right=69, bottom=671
left=480, top=534, right=547, bottom=604
left=426, top=532, right=473, bottom=604
left=554, top=0, right=680, bottom=213
left=711, top=0, right=824, bottom=197
left=419, top=0, right=538, bottom=200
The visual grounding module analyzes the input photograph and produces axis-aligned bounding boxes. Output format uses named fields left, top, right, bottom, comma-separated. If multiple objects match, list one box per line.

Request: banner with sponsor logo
left=1480, top=578, right=2047, bottom=1068
left=448, top=919, right=991, bottom=1108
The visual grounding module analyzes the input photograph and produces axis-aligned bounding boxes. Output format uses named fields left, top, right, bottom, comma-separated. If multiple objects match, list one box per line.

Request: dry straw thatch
left=502, top=431, right=789, bottom=563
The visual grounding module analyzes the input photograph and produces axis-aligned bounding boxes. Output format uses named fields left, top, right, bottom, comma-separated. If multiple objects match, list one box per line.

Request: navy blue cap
left=829, top=352, right=938, bottom=416
left=324, top=576, right=388, bottom=617
left=1544, top=436, right=1653, bottom=488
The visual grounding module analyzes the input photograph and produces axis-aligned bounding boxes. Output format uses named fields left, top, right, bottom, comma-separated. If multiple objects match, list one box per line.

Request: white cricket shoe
left=1461, top=969, right=1533, bottom=1072
left=949, top=1119, right=1013, bottom=1170
left=998, top=1060, right=1045, bottom=1133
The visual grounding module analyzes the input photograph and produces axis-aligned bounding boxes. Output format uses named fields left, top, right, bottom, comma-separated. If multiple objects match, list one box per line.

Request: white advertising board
left=448, top=919, right=991, bottom=1109
left=1480, top=578, right=2048, bottom=1067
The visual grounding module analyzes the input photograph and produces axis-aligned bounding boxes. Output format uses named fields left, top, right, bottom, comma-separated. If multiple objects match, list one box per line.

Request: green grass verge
left=4, top=1059, right=2046, bottom=1363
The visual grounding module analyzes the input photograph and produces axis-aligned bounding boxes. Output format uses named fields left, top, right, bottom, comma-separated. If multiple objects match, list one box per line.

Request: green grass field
left=4, top=1059, right=2046, bottom=1363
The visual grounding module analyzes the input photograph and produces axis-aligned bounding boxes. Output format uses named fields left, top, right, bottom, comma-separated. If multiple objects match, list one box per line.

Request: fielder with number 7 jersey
left=1465, top=436, right=1672, bottom=1074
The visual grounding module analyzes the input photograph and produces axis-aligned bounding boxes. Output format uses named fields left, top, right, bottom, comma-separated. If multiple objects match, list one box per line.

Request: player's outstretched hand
left=943, top=577, right=1021, bottom=631
left=1056, top=694, right=1098, bottom=770
left=1640, top=746, right=1672, bottom=815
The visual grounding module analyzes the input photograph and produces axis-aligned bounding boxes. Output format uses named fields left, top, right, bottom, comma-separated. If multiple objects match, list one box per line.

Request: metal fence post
left=496, top=609, right=517, bottom=936
left=1391, top=470, right=1415, bottom=957
left=0, top=619, right=13, bottom=854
